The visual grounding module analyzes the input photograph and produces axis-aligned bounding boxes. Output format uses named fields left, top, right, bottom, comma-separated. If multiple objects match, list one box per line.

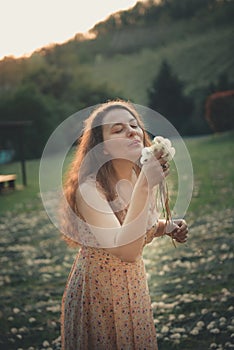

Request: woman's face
left=102, top=108, right=144, bottom=162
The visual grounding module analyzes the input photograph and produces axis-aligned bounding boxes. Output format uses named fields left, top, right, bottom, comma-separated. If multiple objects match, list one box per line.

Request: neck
left=112, top=159, right=135, bottom=182
left=111, top=159, right=137, bottom=205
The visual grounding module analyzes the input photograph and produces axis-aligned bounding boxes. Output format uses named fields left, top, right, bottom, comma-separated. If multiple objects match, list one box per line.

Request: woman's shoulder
left=78, top=174, right=96, bottom=189
left=76, top=174, right=106, bottom=200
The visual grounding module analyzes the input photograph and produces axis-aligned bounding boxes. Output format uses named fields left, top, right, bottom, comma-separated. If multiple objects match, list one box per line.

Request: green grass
left=0, top=131, right=233, bottom=349
left=0, top=159, right=41, bottom=213
left=185, top=131, right=234, bottom=215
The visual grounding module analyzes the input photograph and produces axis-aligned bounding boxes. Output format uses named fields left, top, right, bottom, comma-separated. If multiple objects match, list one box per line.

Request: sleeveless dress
left=61, top=192, right=159, bottom=350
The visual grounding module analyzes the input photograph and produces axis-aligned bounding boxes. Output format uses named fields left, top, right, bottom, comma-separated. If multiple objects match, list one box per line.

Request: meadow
left=0, top=131, right=233, bottom=349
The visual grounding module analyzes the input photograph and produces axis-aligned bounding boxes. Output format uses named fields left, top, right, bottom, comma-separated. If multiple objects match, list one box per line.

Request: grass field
left=0, top=131, right=233, bottom=349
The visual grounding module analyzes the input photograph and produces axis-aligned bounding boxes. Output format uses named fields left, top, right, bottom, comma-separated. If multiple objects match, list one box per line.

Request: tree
left=147, top=60, right=193, bottom=132
left=0, top=83, right=56, bottom=159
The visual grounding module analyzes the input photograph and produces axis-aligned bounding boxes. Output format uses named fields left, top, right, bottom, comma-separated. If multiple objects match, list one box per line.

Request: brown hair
left=61, top=99, right=152, bottom=246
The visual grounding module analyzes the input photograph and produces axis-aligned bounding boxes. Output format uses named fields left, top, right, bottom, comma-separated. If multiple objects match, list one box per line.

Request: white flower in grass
left=190, top=328, right=199, bottom=335
left=221, top=288, right=231, bottom=296
left=219, top=317, right=227, bottom=327
left=13, top=308, right=20, bottom=314
left=42, top=340, right=50, bottom=347
left=170, top=333, right=181, bottom=339
left=178, top=314, right=186, bottom=320
left=210, top=328, right=220, bottom=334
left=172, top=327, right=186, bottom=333
left=169, top=314, right=176, bottom=321
left=196, top=321, right=205, bottom=329
left=209, top=343, right=217, bottom=349
left=11, top=328, right=18, bottom=334
left=161, top=325, right=169, bottom=333
left=207, top=321, right=216, bottom=330
left=201, top=308, right=209, bottom=315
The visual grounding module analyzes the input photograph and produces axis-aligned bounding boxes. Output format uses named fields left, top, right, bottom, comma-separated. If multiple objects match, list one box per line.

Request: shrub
left=205, top=90, right=234, bottom=132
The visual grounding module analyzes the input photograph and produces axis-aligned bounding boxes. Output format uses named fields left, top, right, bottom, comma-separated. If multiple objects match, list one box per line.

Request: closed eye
left=112, top=127, right=123, bottom=133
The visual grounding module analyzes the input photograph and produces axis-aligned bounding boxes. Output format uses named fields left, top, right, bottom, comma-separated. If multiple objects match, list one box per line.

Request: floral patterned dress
left=61, top=204, right=159, bottom=350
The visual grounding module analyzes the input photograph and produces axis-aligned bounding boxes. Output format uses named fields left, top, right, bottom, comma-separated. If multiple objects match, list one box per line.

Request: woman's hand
left=140, top=150, right=170, bottom=189
left=166, top=219, right=188, bottom=244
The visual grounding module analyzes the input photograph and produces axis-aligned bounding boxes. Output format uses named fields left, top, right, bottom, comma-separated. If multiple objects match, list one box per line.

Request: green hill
left=0, top=0, right=233, bottom=148
left=44, top=0, right=234, bottom=105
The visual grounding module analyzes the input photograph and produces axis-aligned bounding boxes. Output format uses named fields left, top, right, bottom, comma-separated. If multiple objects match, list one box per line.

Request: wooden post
left=18, top=125, right=27, bottom=187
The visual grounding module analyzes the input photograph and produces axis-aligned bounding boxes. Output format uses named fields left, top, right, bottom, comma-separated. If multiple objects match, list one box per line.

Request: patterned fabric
left=61, top=225, right=158, bottom=350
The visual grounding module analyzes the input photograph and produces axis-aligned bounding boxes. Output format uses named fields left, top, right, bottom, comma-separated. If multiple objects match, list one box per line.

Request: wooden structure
left=0, top=174, right=17, bottom=193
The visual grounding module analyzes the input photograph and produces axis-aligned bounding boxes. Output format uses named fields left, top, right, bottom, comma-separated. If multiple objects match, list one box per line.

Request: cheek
left=104, top=139, right=127, bottom=156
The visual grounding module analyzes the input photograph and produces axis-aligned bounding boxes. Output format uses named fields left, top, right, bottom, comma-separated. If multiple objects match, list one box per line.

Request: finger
left=154, top=149, right=164, bottom=160
left=161, top=162, right=169, bottom=172
left=163, top=169, right=170, bottom=177
left=174, top=219, right=185, bottom=227
left=175, top=235, right=187, bottom=243
left=176, top=224, right=188, bottom=234
left=175, top=230, right=188, bottom=240
left=173, top=231, right=188, bottom=240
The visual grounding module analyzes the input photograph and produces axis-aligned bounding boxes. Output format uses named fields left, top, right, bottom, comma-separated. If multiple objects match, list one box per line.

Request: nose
left=126, top=125, right=137, bottom=137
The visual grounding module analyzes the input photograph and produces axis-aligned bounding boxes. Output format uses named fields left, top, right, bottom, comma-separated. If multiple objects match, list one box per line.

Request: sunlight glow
left=0, top=0, right=140, bottom=60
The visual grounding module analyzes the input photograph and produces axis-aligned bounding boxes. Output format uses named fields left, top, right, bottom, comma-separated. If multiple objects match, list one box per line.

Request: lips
left=128, top=139, right=142, bottom=147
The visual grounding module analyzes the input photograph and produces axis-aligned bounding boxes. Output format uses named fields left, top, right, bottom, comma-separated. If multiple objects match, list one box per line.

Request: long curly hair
left=61, top=99, right=152, bottom=247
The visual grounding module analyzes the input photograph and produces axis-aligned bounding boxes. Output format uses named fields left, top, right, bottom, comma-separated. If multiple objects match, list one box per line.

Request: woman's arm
left=76, top=157, right=168, bottom=262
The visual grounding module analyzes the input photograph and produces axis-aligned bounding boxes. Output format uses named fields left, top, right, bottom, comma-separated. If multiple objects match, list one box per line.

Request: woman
left=61, top=100, right=188, bottom=349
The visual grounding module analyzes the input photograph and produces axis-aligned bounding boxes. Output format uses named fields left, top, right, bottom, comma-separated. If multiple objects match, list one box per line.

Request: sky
left=0, top=0, right=143, bottom=60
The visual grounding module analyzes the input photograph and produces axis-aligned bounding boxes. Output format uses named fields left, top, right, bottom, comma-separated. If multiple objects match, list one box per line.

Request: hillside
left=44, top=0, right=234, bottom=104
left=84, top=25, right=233, bottom=104
left=0, top=0, right=233, bottom=153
